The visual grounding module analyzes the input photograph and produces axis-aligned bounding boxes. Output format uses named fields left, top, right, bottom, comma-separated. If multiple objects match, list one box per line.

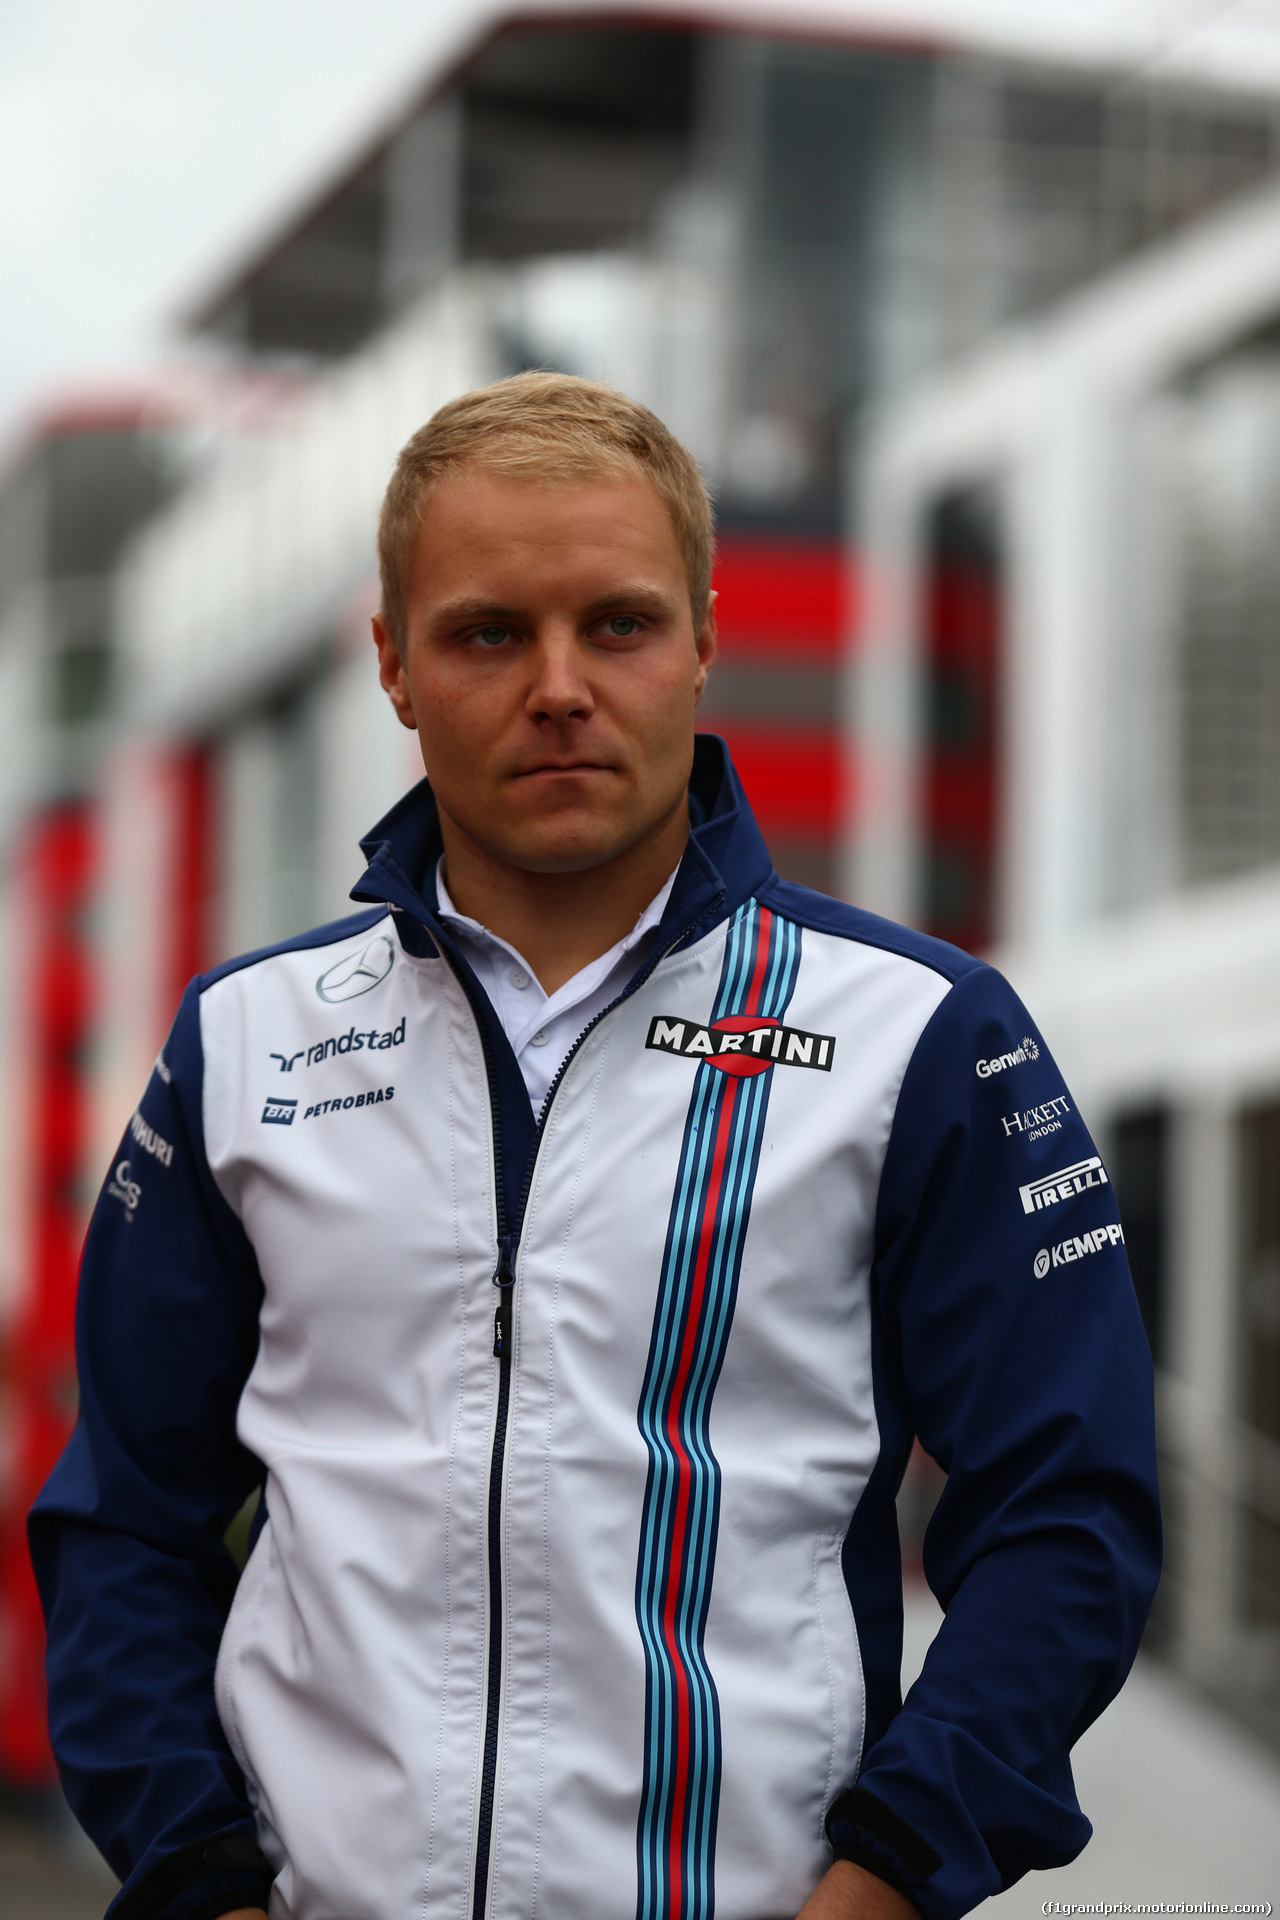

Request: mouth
left=512, top=761, right=615, bottom=779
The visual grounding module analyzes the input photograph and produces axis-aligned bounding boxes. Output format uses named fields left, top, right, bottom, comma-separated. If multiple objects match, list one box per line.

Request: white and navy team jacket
left=32, top=737, right=1160, bottom=1920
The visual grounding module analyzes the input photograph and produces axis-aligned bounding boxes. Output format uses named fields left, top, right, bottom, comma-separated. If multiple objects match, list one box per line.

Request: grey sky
left=4, top=0, right=1280, bottom=453
left=0, top=0, right=488, bottom=446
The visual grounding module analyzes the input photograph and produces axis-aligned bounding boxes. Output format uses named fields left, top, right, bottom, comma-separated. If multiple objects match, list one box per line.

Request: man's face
left=373, top=467, right=716, bottom=875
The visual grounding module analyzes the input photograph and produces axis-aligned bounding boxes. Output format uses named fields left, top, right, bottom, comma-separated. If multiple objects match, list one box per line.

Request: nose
left=524, top=628, right=595, bottom=725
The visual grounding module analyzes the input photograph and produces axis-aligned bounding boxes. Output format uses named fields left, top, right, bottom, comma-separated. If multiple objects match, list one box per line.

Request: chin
left=486, top=798, right=631, bottom=871
left=506, top=837, right=630, bottom=876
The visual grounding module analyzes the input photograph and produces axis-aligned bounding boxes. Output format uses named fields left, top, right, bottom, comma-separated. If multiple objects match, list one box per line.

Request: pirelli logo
left=645, top=1013, right=835, bottom=1080
left=1019, top=1155, right=1109, bottom=1216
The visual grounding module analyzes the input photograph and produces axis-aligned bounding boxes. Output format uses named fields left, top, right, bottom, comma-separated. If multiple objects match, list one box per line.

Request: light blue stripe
left=635, top=901, right=803, bottom=1920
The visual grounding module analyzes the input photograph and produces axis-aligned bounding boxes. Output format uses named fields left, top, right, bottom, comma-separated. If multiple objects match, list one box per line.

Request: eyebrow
left=428, top=598, right=521, bottom=630
left=581, top=585, right=680, bottom=619
left=428, top=585, right=681, bottom=630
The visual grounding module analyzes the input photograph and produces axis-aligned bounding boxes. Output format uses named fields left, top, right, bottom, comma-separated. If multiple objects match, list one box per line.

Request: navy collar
left=349, top=733, right=775, bottom=950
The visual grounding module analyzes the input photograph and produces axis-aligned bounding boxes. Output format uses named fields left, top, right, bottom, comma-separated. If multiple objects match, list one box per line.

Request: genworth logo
left=645, top=1014, right=835, bottom=1079
left=977, top=1036, right=1040, bottom=1078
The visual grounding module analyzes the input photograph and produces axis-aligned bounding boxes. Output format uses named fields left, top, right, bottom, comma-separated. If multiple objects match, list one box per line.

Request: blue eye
left=474, top=626, right=510, bottom=648
left=605, top=616, right=639, bottom=636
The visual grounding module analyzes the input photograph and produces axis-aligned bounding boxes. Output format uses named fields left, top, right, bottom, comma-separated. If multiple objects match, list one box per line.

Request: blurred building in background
left=4, top=0, right=1280, bottom=1787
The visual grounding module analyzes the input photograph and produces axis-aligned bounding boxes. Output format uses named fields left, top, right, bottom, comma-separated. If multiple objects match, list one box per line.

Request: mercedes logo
left=316, top=934, right=396, bottom=1003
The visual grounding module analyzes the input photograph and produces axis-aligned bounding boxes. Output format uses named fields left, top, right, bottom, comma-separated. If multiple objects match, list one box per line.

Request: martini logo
left=645, top=1013, right=835, bottom=1079
left=316, top=934, right=395, bottom=1004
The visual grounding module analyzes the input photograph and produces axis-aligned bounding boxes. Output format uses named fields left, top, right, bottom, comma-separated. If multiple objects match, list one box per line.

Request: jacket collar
left=349, top=733, right=775, bottom=949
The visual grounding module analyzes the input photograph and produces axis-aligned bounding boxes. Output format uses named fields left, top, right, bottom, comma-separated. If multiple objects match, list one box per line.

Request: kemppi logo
left=1035, top=1223, right=1125, bottom=1276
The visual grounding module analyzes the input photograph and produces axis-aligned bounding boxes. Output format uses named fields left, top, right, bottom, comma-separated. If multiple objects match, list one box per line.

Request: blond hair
left=377, top=372, right=714, bottom=651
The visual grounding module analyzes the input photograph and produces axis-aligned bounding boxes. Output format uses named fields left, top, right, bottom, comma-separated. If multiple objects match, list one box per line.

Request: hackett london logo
left=645, top=1013, right=835, bottom=1079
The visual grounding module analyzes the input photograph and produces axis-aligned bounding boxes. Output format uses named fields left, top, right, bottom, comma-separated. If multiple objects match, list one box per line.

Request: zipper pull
left=492, top=1235, right=516, bottom=1359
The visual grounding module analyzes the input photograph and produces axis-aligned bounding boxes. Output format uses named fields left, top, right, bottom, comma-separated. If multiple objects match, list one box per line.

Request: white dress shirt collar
left=434, top=858, right=677, bottom=1113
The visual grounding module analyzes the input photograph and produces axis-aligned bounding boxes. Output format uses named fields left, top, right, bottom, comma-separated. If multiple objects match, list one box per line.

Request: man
left=31, top=374, right=1160, bottom=1920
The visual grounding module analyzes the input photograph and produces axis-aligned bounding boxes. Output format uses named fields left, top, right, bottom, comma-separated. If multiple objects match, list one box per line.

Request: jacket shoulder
left=756, top=877, right=984, bottom=986
left=194, top=908, right=391, bottom=994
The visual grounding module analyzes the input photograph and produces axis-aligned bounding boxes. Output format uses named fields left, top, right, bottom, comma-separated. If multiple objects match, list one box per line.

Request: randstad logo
left=646, top=1014, right=835, bottom=1079
left=976, top=1036, right=1040, bottom=1078
left=316, top=934, right=395, bottom=1004
left=271, top=1020, right=405, bottom=1072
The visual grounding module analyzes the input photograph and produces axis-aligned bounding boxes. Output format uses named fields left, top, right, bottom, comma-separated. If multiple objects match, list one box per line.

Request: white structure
left=850, top=175, right=1280, bottom=1723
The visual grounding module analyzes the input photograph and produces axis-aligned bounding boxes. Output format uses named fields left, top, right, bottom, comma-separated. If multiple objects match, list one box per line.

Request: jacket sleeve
left=28, top=977, right=277, bottom=1920
left=827, top=962, right=1161, bottom=1919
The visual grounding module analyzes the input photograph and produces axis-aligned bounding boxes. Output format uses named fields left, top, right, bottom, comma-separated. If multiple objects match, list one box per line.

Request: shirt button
left=530, top=1029, right=549, bottom=1047
left=509, top=968, right=530, bottom=990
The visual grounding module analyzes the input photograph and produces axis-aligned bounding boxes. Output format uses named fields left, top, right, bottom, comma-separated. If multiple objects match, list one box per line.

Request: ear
left=693, top=590, right=718, bottom=706
left=372, top=614, right=418, bottom=730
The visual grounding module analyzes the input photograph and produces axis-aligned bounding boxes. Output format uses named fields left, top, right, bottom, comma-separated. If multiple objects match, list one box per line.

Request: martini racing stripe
left=634, top=899, right=802, bottom=1920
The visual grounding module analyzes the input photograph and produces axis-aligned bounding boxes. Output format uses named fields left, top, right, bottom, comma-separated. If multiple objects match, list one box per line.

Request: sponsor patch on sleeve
left=1018, top=1155, right=1108, bottom=1215
left=1035, top=1221, right=1125, bottom=1276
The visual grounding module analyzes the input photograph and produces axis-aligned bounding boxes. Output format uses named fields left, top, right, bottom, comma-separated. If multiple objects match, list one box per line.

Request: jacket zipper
left=471, top=1233, right=515, bottom=1920
left=435, top=889, right=724, bottom=1920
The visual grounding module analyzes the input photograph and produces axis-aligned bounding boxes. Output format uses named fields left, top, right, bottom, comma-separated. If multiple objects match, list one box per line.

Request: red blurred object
left=0, top=803, right=98, bottom=1785
left=712, top=536, right=853, bottom=660
left=169, top=744, right=215, bottom=1023
left=711, top=723, right=847, bottom=840
left=921, top=511, right=1002, bottom=955
left=708, top=535, right=854, bottom=858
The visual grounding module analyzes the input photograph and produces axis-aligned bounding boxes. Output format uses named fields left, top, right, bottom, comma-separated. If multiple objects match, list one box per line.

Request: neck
left=437, top=801, right=690, bottom=996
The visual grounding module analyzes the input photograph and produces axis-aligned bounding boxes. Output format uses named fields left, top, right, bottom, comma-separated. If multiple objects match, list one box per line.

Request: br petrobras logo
left=1019, top=1154, right=1108, bottom=1215
left=316, top=934, right=395, bottom=1004
left=645, top=1013, right=835, bottom=1079
left=1035, top=1222, right=1125, bottom=1276
left=261, top=1096, right=298, bottom=1126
